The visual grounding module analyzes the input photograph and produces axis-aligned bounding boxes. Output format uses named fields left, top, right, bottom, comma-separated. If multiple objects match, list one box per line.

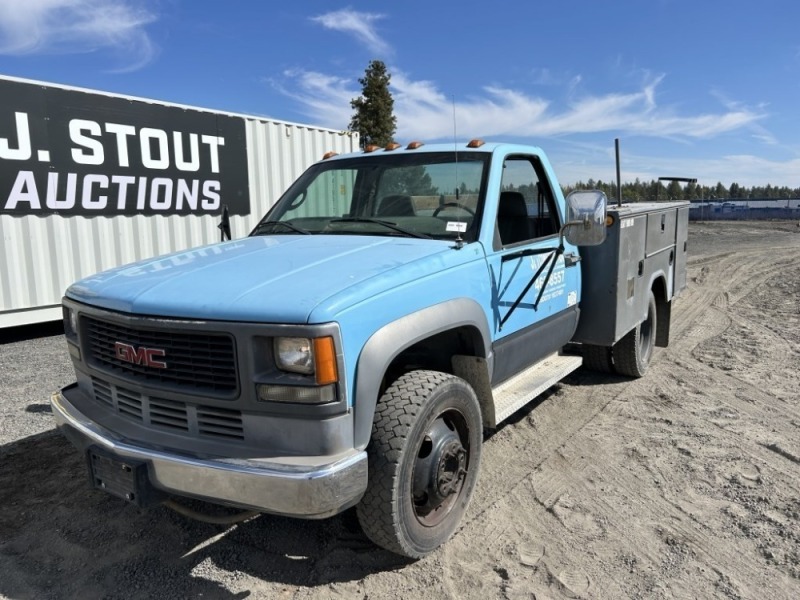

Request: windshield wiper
left=328, top=217, right=432, bottom=239
left=252, top=220, right=312, bottom=235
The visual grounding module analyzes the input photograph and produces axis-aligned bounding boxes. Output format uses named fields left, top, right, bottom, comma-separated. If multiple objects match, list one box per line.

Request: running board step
left=489, top=353, right=582, bottom=427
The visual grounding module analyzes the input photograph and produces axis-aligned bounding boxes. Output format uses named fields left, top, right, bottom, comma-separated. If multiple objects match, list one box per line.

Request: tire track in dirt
left=674, top=249, right=793, bottom=342
left=455, top=357, right=799, bottom=598
left=439, top=227, right=800, bottom=599
left=2, top=222, right=798, bottom=600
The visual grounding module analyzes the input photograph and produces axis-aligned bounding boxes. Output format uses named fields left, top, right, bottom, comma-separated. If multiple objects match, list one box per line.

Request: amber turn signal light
left=313, top=337, right=338, bottom=385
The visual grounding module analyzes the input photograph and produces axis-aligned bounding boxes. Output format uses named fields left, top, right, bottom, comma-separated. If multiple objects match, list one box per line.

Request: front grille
left=197, top=406, right=245, bottom=440
left=91, top=376, right=244, bottom=441
left=117, top=387, right=143, bottom=419
left=150, top=397, right=189, bottom=432
left=84, top=316, right=238, bottom=396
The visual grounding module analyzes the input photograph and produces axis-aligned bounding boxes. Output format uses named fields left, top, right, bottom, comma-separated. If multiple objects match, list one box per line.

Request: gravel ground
left=1, top=220, right=798, bottom=599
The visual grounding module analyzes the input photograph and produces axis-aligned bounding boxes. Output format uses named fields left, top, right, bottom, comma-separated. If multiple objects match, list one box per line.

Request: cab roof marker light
left=322, top=151, right=339, bottom=160
left=385, top=142, right=402, bottom=151
left=364, top=144, right=380, bottom=153
left=467, top=139, right=485, bottom=148
left=406, top=141, right=424, bottom=150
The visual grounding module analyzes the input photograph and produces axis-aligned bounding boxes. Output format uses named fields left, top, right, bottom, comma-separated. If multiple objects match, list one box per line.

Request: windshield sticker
left=446, top=221, right=467, bottom=233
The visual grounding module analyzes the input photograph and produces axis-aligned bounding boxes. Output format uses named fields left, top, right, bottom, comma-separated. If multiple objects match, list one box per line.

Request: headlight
left=274, top=336, right=339, bottom=385
left=274, top=337, right=314, bottom=374
left=62, top=306, right=81, bottom=359
left=63, top=306, right=78, bottom=337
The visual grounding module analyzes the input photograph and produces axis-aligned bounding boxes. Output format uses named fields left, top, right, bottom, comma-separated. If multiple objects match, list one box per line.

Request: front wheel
left=356, top=370, right=483, bottom=558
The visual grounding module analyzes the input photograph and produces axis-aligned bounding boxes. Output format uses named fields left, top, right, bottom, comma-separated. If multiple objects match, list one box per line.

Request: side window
left=496, top=157, right=560, bottom=247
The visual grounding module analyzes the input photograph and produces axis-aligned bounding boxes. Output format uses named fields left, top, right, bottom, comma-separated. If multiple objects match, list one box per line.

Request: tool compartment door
left=674, top=206, right=689, bottom=296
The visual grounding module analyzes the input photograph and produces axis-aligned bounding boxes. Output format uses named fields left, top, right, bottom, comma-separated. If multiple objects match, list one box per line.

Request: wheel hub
left=412, top=417, right=469, bottom=525
left=435, top=440, right=467, bottom=498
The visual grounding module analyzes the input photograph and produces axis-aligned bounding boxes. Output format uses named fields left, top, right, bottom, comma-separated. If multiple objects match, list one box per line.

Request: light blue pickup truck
left=51, top=140, right=688, bottom=557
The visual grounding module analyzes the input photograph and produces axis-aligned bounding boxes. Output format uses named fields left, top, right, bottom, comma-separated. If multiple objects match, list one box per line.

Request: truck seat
left=376, top=195, right=415, bottom=217
left=498, top=191, right=530, bottom=245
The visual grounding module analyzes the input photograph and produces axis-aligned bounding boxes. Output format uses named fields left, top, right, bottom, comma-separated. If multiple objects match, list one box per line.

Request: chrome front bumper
left=50, top=386, right=368, bottom=518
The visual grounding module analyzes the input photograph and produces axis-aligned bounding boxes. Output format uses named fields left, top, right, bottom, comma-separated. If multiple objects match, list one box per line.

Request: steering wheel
left=432, top=202, right=475, bottom=217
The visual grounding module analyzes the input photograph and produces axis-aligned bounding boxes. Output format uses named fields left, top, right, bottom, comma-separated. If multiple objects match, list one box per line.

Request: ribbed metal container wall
left=0, top=117, right=358, bottom=328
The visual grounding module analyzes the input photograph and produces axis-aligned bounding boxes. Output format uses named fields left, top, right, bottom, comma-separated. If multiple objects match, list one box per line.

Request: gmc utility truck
left=51, top=140, right=688, bottom=558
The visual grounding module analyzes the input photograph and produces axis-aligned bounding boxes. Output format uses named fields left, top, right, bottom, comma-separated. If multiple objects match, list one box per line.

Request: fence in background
left=688, top=199, right=800, bottom=221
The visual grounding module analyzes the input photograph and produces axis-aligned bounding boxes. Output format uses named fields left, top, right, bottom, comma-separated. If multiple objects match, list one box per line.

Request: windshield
left=252, top=152, right=489, bottom=242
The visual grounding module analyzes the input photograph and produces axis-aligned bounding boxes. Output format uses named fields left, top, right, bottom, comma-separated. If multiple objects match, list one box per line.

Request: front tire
left=356, top=370, right=483, bottom=558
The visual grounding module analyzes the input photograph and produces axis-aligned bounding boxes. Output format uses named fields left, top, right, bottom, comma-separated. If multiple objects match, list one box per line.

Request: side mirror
left=563, top=190, right=607, bottom=247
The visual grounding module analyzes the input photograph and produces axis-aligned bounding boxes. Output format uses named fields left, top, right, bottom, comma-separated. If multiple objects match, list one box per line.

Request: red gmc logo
left=114, top=342, right=167, bottom=369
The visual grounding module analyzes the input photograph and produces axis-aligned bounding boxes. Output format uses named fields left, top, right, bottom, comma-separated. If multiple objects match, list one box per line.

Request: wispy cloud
left=276, top=67, right=790, bottom=185
left=279, top=68, right=766, bottom=142
left=667, top=153, right=799, bottom=189
left=310, top=8, right=390, bottom=56
left=550, top=145, right=800, bottom=188
left=0, top=0, right=157, bottom=71
left=274, top=70, right=356, bottom=130
left=527, top=67, right=580, bottom=88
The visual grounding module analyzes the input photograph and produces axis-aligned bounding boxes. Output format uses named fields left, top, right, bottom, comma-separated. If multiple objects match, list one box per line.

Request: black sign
left=0, top=78, right=250, bottom=216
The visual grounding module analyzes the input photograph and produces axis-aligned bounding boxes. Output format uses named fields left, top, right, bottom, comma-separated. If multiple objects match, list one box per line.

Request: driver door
left=486, top=156, right=580, bottom=384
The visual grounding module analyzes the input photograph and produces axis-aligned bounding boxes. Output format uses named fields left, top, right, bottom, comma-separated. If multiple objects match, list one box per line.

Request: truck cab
left=51, top=140, right=687, bottom=558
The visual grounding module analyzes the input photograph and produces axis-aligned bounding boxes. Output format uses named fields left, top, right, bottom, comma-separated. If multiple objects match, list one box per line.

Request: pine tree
left=666, top=180, right=684, bottom=200
left=350, top=60, right=397, bottom=148
left=381, top=166, right=438, bottom=196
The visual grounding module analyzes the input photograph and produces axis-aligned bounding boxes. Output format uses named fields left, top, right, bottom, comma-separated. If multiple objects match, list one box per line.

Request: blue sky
left=1, top=0, right=798, bottom=188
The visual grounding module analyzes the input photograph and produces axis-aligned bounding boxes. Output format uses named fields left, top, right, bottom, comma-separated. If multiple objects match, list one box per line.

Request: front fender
left=352, top=298, right=492, bottom=450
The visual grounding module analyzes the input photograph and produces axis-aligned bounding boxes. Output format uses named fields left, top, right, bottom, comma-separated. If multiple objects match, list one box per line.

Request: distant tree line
left=563, top=179, right=800, bottom=202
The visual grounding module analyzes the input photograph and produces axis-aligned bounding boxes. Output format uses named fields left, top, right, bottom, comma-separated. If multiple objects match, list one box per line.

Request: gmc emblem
left=114, top=342, right=167, bottom=369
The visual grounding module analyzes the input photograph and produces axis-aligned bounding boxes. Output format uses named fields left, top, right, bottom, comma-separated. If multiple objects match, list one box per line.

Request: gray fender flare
left=352, top=298, right=492, bottom=450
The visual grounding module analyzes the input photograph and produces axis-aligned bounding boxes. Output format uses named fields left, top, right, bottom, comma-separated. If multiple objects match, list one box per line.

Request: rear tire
left=582, top=344, right=615, bottom=373
left=356, top=370, right=482, bottom=558
left=614, top=290, right=657, bottom=377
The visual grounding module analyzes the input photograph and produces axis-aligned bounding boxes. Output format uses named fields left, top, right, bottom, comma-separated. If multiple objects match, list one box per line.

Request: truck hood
left=66, top=235, right=455, bottom=322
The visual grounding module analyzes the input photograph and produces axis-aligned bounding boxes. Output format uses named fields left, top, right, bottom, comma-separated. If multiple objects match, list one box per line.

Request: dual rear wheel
left=582, top=290, right=658, bottom=378
left=614, top=290, right=657, bottom=378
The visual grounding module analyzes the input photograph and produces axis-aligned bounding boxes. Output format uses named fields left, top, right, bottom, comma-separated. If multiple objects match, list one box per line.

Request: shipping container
left=0, top=76, right=359, bottom=328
